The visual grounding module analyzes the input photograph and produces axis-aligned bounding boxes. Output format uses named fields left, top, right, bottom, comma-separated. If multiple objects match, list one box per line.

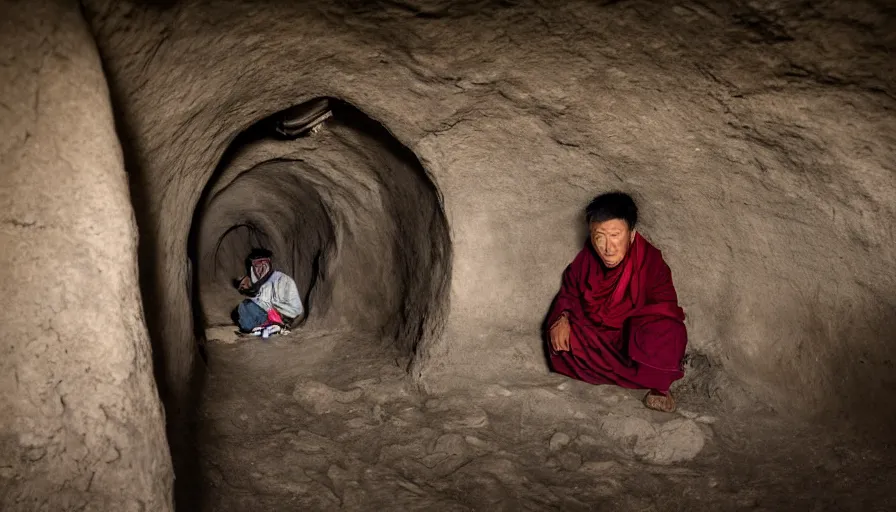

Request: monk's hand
left=550, top=314, right=571, bottom=352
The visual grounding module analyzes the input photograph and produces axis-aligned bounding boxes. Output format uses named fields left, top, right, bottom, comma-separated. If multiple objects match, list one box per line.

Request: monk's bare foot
left=643, top=390, right=676, bottom=413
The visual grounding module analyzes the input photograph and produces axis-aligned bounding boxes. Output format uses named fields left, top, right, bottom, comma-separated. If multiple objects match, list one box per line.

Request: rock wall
left=2, top=0, right=893, bottom=506
left=0, top=0, right=172, bottom=509
left=81, top=0, right=895, bottom=428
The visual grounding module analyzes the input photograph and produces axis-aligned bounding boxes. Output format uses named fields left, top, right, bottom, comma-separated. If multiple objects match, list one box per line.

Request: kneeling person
left=233, top=248, right=304, bottom=335
left=546, top=192, right=687, bottom=412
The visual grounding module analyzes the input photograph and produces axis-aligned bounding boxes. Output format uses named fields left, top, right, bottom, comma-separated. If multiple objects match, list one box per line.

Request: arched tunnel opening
left=178, top=98, right=454, bottom=508
left=188, top=98, right=451, bottom=358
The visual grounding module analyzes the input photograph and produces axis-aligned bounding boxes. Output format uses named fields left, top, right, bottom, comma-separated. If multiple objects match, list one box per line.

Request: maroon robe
left=547, top=233, right=687, bottom=392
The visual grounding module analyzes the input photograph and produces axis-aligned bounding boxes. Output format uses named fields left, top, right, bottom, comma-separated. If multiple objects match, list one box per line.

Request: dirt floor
left=193, top=327, right=896, bottom=511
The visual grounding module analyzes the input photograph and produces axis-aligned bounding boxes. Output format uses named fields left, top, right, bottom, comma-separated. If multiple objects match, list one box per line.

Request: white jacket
left=250, top=269, right=304, bottom=319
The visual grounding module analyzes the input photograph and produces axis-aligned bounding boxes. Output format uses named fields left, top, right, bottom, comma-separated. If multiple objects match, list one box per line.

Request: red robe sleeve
left=547, top=249, right=587, bottom=328
left=645, top=254, right=679, bottom=305
left=633, top=247, right=685, bottom=319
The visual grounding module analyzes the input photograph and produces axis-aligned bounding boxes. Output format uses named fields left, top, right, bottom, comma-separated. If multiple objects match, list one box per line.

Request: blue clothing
left=237, top=299, right=268, bottom=332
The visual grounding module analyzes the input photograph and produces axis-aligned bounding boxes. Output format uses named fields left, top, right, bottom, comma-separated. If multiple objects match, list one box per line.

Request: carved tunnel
left=190, top=98, right=451, bottom=355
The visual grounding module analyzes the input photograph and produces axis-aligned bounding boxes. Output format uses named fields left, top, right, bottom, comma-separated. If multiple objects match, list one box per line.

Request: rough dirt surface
left=0, top=1, right=171, bottom=510
left=196, top=330, right=895, bottom=511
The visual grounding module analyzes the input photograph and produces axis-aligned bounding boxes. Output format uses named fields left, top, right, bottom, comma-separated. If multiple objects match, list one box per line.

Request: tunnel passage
left=196, top=165, right=335, bottom=327
left=191, top=98, right=452, bottom=355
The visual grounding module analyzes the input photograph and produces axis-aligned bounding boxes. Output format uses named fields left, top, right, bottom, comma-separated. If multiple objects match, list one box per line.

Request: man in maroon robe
left=546, top=192, right=687, bottom=412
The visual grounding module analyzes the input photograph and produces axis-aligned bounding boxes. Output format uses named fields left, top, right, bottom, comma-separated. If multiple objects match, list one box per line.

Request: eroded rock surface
left=1, top=0, right=894, bottom=509
left=79, top=0, right=896, bottom=426
left=0, top=1, right=171, bottom=510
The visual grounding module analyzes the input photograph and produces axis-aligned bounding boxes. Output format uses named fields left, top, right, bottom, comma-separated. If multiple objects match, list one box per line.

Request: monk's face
left=590, top=218, right=635, bottom=268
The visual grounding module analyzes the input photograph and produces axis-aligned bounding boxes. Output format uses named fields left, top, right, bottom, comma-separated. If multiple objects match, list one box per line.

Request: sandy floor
left=192, top=327, right=895, bottom=511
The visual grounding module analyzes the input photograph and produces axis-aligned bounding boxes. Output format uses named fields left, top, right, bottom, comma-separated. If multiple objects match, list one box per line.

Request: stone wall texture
left=0, top=0, right=172, bottom=509
left=1, top=0, right=894, bottom=507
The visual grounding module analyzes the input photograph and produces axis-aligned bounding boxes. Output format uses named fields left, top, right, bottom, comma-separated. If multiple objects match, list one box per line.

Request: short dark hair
left=248, top=247, right=273, bottom=260
left=585, top=192, right=638, bottom=229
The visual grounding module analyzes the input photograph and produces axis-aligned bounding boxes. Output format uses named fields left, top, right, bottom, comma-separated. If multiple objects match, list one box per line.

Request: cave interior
left=1, top=0, right=894, bottom=510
